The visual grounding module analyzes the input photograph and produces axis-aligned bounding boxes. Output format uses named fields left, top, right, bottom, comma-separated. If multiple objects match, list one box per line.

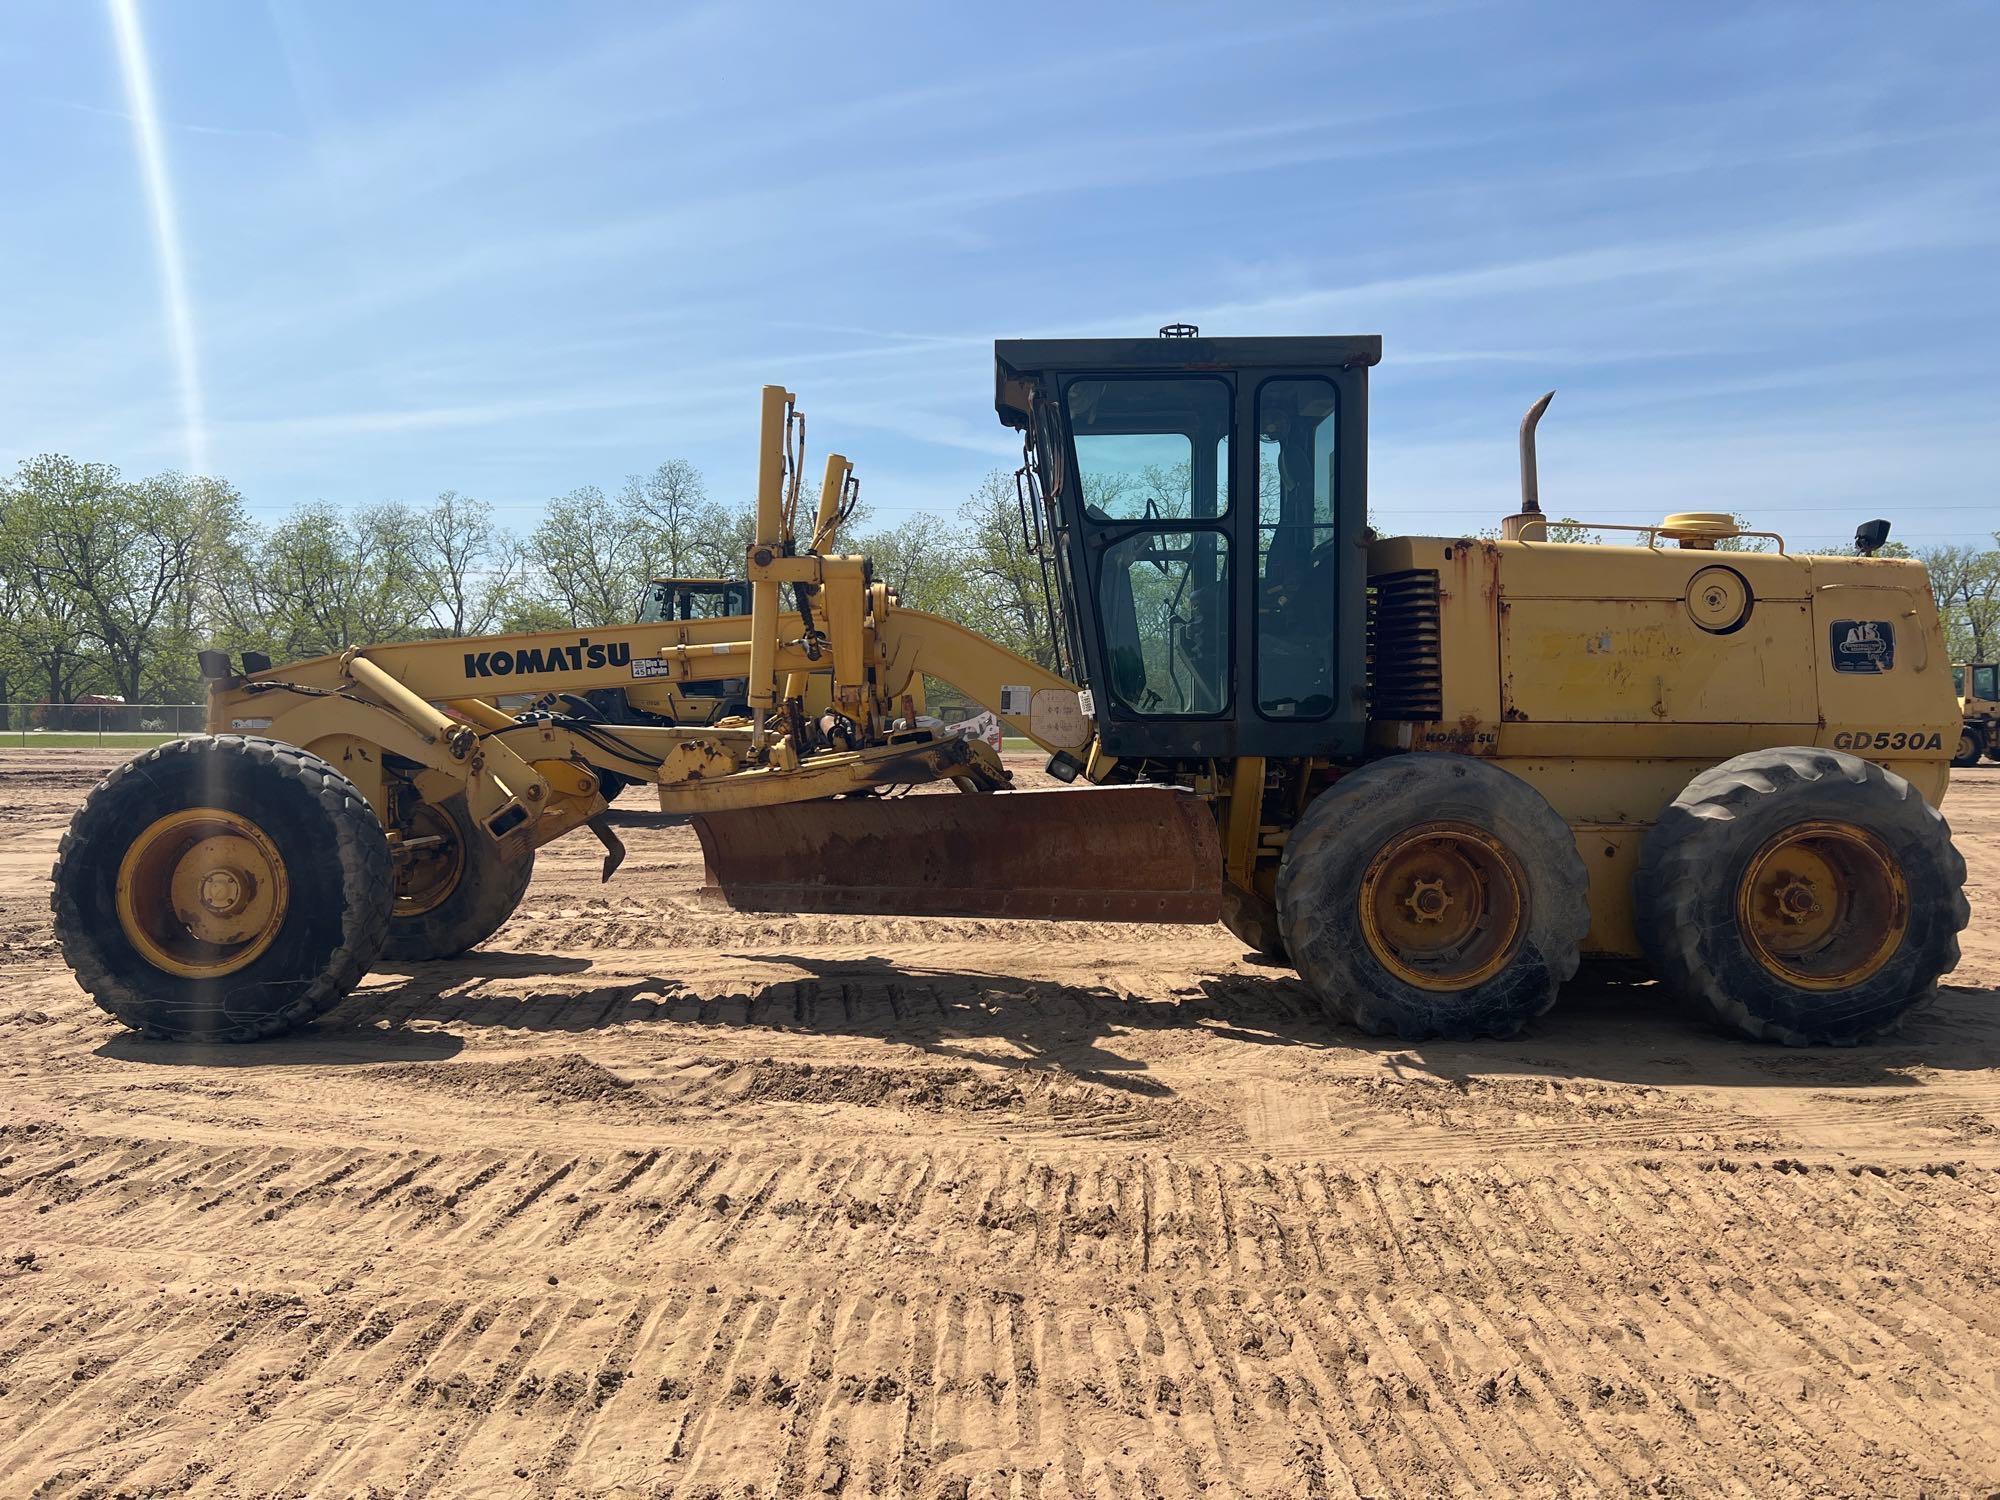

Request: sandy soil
left=1, top=748, right=1997, bottom=1498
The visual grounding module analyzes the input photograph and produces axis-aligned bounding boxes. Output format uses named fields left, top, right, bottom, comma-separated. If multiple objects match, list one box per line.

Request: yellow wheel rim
left=1960, top=730, right=1978, bottom=763
left=1736, top=820, right=1908, bottom=989
left=395, top=801, right=464, bottom=917
left=1358, top=821, right=1528, bottom=991
left=115, top=807, right=290, bottom=979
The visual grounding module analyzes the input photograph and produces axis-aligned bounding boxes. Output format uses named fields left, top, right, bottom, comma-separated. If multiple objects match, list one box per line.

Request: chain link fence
left=0, top=703, right=206, bottom=747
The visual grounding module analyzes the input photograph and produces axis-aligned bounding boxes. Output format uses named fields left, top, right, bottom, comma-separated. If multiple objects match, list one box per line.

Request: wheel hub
left=1359, top=822, right=1528, bottom=992
left=118, top=809, right=290, bottom=978
left=394, top=801, right=466, bottom=917
left=1404, top=877, right=1453, bottom=923
left=199, top=869, right=242, bottom=912
left=1736, top=820, right=1908, bottom=989
left=1772, top=877, right=1820, bottom=923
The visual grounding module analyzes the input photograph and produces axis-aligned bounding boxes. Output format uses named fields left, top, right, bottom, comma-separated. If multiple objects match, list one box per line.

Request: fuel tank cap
left=1686, top=564, right=1753, bottom=632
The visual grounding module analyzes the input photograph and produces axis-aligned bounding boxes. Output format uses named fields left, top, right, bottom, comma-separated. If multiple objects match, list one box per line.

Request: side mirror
left=1854, top=518, right=1891, bottom=556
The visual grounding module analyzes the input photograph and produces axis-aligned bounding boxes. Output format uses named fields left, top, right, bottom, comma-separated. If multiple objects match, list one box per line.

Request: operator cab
left=638, top=578, right=752, bottom=624
left=996, top=332, right=1379, bottom=760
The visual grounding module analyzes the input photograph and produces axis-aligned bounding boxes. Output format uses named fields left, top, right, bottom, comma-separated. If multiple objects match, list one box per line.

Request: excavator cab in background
left=996, top=335, right=1377, bottom=765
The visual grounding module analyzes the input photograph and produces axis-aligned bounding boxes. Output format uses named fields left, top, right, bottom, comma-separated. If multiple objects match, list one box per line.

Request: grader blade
left=691, top=786, right=1222, bottom=922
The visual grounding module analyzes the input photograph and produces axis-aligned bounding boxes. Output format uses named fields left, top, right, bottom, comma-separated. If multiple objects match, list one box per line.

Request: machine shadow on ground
left=102, top=944, right=2000, bottom=1092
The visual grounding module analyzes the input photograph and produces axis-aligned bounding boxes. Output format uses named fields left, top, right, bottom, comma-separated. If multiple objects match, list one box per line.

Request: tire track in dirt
left=4, top=752, right=1999, bottom=1493
left=5, top=1123, right=2000, bottom=1491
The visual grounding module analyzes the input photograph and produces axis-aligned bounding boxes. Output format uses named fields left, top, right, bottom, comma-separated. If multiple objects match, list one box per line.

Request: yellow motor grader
left=1954, top=661, right=2000, bottom=767
left=52, top=333, right=1969, bottom=1046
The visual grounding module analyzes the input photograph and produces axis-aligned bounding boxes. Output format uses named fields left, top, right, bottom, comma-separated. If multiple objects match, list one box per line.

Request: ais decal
left=1829, top=619, right=1894, bottom=674
left=463, top=638, right=632, bottom=678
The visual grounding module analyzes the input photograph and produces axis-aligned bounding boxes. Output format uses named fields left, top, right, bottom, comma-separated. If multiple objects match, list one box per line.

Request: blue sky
left=2, top=1, right=1996, bottom=547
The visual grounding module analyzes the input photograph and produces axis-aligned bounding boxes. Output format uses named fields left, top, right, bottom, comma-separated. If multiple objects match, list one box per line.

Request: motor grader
left=1954, top=661, right=2000, bottom=767
left=611, top=575, right=755, bottom=728
left=52, top=333, right=1969, bottom=1046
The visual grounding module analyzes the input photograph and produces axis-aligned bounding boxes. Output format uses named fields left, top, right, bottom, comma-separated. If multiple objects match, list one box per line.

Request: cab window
left=1064, top=377, right=1231, bottom=520
left=1099, top=531, right=1230, bottom=715
left=1254, top=378, right=1339, bottom=719
left=1064, top=375, right=1233, bottom=718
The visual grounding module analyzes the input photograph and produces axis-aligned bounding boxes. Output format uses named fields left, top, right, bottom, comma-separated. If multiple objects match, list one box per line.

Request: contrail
left=108, top=0, right=209, bottom=476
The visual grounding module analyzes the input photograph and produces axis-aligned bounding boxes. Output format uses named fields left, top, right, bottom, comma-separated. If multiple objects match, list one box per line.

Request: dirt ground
left=0, top=750, right=1996, bottom=1498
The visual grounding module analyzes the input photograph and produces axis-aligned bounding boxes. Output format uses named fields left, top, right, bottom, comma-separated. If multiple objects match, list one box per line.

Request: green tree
left=693, top=501, right=758, bottom=579
left=227, top=502, right=431, bottom=660
left=1916, top=542, right=2000, bottom=662
left=0, top=458, right=103, bottom=703
left=526, top=486, right=653, bottom=627
left=0, top=456, right=236, bottom=704
left=619, top=459, right=727, bottom=578
left=954, top=468, right=1062, bottom=669
left=852, top=511, right=966, bottom=615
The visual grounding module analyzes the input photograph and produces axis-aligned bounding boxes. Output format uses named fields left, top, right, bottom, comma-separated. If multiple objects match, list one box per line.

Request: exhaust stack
left=1503, top=390, right=1556, bottom=541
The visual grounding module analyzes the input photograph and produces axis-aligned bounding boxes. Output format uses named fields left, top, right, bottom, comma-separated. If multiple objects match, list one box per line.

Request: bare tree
left=620, top=459, right=718, bottom=578
left=414, top=491, right=523, bottom=637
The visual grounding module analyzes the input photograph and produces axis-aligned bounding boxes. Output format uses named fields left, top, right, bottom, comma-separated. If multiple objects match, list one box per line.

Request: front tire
left=51, top=736, right=392, bottom=1041
left=1275, top=754, right=1589, bottom=1040
left=381, top=795, right=533, bottom=961
left=1635, top=747, right=1967, bottom=1045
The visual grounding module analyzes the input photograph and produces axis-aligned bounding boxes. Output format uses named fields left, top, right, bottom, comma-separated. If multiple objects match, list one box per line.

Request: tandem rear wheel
left=1635, top=746, right=1968, bottom=1045
left=51, top=735, right=393, bottom=1041
left=1275, top=754, right=1590, bottom=1041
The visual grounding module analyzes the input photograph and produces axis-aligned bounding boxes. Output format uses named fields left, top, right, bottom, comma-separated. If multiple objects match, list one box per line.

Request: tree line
left=1, top=447, right=1995, bottom=708
left=0, top=454, right=1059, bottom=707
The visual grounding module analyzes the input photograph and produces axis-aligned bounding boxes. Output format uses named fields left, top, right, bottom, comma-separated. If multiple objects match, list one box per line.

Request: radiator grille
left=1367, top=569, right=1444, bottom=720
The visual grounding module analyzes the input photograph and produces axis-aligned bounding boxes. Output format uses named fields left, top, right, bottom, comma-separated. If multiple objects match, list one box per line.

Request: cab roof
left=995, top=334, right=1382, bottom=429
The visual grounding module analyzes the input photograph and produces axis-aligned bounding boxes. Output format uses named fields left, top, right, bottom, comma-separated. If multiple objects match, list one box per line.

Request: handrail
left=1514, top=519, right=1789, bottom=554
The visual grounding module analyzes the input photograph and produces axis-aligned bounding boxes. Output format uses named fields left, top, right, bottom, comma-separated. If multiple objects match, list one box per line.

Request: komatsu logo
left=463, top=638, right=631, bottom=678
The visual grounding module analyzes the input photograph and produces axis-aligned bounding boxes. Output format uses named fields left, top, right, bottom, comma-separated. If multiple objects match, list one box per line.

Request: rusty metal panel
left=692, top=785, right=1222, bottom=923
left=1499, top=597, right=1817, bottom=725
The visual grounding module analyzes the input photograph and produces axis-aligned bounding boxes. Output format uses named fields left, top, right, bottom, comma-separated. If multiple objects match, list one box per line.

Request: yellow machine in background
left=1955, top=661, right=2000, bottom=766
left=51, top=333, right=1969, bottom=1051
left=613, top=579, right=835, bottom=732
left=619, top=577, right=754, bottom=727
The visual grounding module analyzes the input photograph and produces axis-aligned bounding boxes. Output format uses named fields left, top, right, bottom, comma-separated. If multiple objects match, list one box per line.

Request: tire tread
left=1636, top=746, right=1967, bottom=1046
left=50, top=735, right=392, bottom=1041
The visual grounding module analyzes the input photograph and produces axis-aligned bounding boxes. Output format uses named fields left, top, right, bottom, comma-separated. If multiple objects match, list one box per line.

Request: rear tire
left=1953, top=724, right=1985, bottom=769
left=381, top=795, right=534, bottom=961
left=51, top=735, right=391, bottom=1041
left=1275, top=754, right=1589, bottom=1041
left=1635, top=747, right=1967, bottom=1045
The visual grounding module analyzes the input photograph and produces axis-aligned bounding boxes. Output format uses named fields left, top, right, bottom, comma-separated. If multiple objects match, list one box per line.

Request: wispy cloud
left=38, top=94, right=294, bottom=141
